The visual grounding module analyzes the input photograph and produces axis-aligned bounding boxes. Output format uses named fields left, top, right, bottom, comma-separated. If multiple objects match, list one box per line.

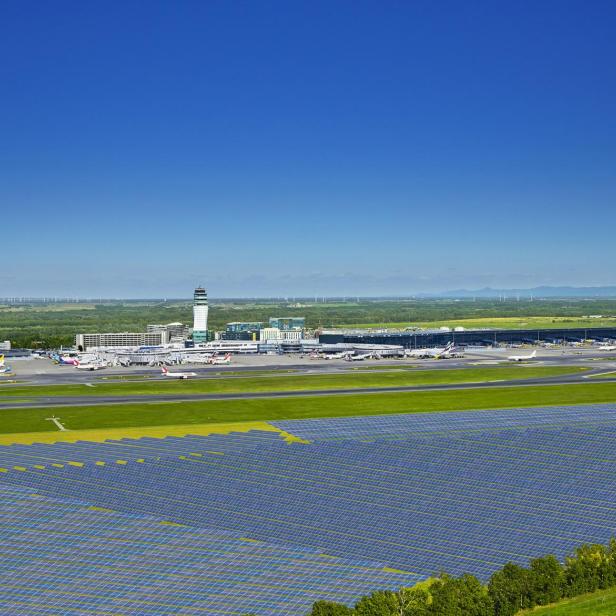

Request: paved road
left=2, top=370, right=614, bottom=410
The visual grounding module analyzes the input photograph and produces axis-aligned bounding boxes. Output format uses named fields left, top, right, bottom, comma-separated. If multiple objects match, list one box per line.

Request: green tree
left=310, top=600, right=355, bottom=615
left=354, top=590, right=399, bottom=615
left=396, top=586, right=430, bottom=615
left=565, top=543, right=615, bottom=596
left=428, top=574, right=493, bottom=616
left=528, top=555, right=564, bottom=606
left=488, top=562, right=531, bottom=615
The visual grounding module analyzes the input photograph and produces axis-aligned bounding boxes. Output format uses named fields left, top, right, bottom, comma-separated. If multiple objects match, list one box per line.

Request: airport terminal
left=2, top=288, right=616, bottom=615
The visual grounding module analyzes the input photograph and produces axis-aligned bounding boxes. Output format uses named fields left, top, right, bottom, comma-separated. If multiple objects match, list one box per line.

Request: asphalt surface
left=1, top=348, right=615, bottom=411
left=1, top=367, right=615, bottom=410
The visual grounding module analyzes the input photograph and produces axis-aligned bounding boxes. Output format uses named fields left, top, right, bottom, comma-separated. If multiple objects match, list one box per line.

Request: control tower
left=192, top=287, right=209, bottom=343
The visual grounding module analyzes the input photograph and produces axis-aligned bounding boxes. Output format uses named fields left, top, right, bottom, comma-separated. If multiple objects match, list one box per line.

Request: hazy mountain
left=421, top=286, right=616, bottom=299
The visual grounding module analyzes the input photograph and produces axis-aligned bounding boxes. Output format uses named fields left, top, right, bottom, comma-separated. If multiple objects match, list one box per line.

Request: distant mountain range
left=421, top=286, right=616, bottom=299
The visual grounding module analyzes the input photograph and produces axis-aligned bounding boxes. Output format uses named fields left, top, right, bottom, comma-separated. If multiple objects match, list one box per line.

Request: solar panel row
left=2, top=404, right=616, bottom=614
left=0, top=484, right=416, bottom=615
left=3, top=414, right=616, bottom=581
left=272, top=403, right=616, bottom=441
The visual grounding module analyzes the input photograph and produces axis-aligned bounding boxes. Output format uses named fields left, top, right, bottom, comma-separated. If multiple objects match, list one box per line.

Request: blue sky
left=2, top=1, right=615, bottom=298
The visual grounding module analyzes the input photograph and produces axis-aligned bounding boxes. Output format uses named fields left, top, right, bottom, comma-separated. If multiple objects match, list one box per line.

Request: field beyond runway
left=1, top=381, right=616, bottom=442
left=1, top=350, right=615, bottom=443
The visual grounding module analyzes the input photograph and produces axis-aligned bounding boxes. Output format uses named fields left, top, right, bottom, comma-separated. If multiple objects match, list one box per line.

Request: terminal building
left=226, top=322, right=263, bottom=333
left=260, top=328, right=303, bottom=343
left=319, top=326, right=616, bottom=348
left=147, top=322, right=190, bottom=343
left=269, top=317, right=305, bottom=331
left=75, top=331, right=168, bottom=351
left=220, top=322, right=263, bottom=341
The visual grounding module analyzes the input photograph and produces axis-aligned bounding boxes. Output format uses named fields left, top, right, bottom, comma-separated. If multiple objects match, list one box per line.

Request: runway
left=1, top=369, right=614, bottom=410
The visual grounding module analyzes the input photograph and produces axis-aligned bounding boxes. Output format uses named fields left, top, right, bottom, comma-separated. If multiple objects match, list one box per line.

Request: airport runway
left=1, top=369, right=615, bottom=410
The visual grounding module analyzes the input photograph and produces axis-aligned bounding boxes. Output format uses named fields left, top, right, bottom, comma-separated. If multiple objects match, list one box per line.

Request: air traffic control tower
left=192, top=287, right=209, bottom=343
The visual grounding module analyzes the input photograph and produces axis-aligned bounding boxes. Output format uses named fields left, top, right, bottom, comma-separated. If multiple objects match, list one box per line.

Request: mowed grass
left=518, top=586, right=616, bottom=615
left=1, top=381, right=615, bottom=435
left=0, top=366, right=589, bottom=398
left=341, top=316, right=616, bottom=330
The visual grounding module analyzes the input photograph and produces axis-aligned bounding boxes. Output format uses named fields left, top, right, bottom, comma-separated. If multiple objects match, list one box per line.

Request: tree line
left=3, top=298, right=616, bottom=348
left=244, top=539, right=616, bottom=615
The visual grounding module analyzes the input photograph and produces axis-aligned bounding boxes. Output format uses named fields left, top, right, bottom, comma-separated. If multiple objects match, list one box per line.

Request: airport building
left=269, top=317, right=305, bottom=331
left=75, top=331, right=168, bottom=351
left=260, top=328, right=303, bottom=343
left=193, top=287, right=209, bottom=343
left=147, top=322, right=190, bottom=343
left=226, top=322, right=263, bottom=333
left=319, top=326, right=616, bottom=348
left=221, top=322, right=263, bottom=340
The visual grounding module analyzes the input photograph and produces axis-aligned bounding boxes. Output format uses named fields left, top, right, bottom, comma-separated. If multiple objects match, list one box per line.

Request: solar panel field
left=2, top=404, right=616, bottom=613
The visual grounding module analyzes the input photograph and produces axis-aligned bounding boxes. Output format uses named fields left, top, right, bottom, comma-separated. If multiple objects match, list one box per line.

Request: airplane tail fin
left=531, top=350, right=537, bottom=358
left=225, top=353, right=231, bottom=360
left=161, top=366, right=168, bottom=374
left=0, top=355, right=4, bottom=366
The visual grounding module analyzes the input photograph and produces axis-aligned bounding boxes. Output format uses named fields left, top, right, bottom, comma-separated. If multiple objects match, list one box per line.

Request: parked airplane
left=598, top=345, right=616, bottom=351
left=405, top=342, right=456, bottom=359
left=161, top=366, right=197, bottom=379
left=75, top=359, right=107, bottom=371
left=209, top=353, right=232, bottom=365
left=508, top=349, right=537, bottom=362
left=186, top=353, right=215, bottom=364
left=323, top=351, right=353, bottom=360
left=344, top=352, right=374, bottom=361
left=55, top=355, right=80, bottom=366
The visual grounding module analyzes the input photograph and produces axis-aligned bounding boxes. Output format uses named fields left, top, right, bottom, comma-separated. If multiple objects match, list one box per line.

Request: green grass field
left=341, top=316, right=616, bottom=330
left=2, top=381, right=615, bottom=435
left=518, top=586, right=616, bottom=615
left=0, top=366, right=588, bottom=399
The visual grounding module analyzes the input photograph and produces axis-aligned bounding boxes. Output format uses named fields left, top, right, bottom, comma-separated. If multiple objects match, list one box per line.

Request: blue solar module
left=4, top=405, right=616, bottom=613
left=0, top=430, right=285, bottom=470
left=3, top=415, right=616, bottom=582
left=272, top=403, right=616, bottom=441
left=0, top=484, right=417, bottom=615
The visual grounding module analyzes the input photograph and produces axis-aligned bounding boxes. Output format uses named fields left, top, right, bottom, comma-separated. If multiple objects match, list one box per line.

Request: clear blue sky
left=2, top=1, right=615, bottom=297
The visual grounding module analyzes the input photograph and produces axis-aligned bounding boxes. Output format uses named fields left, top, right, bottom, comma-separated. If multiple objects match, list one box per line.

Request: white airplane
left=508, top=349, right=537, bottom=362
left=209, top=353, right=232, bottom=365
left=345, top=352, right=374, bottom=361
left=186, top=353, right=215, bottom=364
left=405, top=342, right=455, bottom=359
left=598, top=345, right=616, bottom=351
left=57, top=355, right=80, bottom=366
left=161, top=365, right=197, bottom=379
left=321, top=351, right=353, bottom=360
left=75, top=359, right=107, bottom=371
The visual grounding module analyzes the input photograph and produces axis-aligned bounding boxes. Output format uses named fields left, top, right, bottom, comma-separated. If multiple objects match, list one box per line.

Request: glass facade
left=319, top=327, right=616, bottom=348
left=269, top=317, right=305, bottom=331
left=226, top=322, right=263, bottom=333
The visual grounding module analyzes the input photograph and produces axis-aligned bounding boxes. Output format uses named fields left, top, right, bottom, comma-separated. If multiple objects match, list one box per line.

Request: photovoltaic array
left=1, top=404, right=616, bottom=614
